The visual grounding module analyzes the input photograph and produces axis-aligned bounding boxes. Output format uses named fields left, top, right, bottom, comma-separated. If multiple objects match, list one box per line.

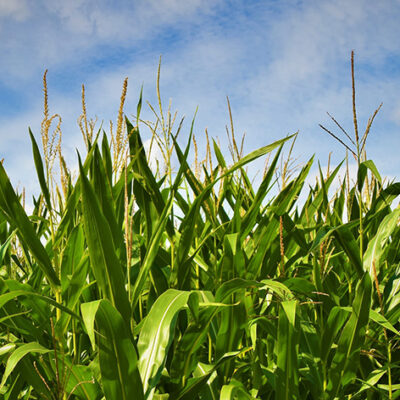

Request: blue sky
left=1, top=0, right=400, bottom=196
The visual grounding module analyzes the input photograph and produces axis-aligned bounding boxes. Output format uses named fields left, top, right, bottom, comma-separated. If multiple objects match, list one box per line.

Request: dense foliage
left=0, top=65, right=399, bottom=399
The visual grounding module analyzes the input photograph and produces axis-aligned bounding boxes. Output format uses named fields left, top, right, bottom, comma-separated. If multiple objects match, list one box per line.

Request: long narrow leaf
left=79, top=155, right=131, bottom=324
left=327, top=273, right=372, bottom=398
left=81, top=300, right=143, bottom=400
left=0, top=342, right=51, bottom=390
left=29, top=129, right=52, bottom=211
left=138, top=289, right=191, bottom=400
left=0, top=162, right=59, bottom=286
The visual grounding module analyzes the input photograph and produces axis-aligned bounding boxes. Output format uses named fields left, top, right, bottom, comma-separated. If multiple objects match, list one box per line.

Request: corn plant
left=0, top=56, right=400, bottom=400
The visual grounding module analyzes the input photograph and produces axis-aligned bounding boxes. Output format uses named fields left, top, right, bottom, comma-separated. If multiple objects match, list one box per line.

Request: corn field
left=0, top=58, right=400, bottom=399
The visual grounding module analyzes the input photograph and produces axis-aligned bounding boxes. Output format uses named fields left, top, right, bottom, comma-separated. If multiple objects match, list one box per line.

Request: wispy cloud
left=0, top=0, right=30, bottom=22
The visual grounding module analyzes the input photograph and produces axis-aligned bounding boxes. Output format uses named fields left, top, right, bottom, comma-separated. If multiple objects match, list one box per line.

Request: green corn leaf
left=214, top=278, right=292, bottom=303
left=357, top=160, right=382, bottom=192
left=81, top=299, right=144, bottom=400
left=29, top=129, right=52, bottom=211
left=326, top=273, right=372, bottom=398
left=0, top=289, right=80, bottom=319
left=127, top=118, right=174, bottom=238
left=171, top=350, right=248, bottom=400
left=220, top=379, right=253, bottom=399
left=300, top=161, right=343, bottom=224
left=79, top=155, right=131, bottom=324
left=0, top=230, right=15, bottom=265
left=53, top=134, right=99, bottom=248
left=275, top=300, right=299, bottom=400
left=213, top=139, right=227, bottom=169
left=272, top=156, right=314, bottom=216
left=367, top=182, right=400, bottom=216
left=92, top=144, right=124, bottom=254
left=81, top=300, right=100, bottom=351
left=355, top=369, right=386, bottom=397
left=171, top=118, right=220, bottom=235
left=309, top=220, right=359, bottom=252
left=226, top=134, right=297, bottom=176
left=65, top=363, right=102, bottom=400
left=101, top=132, right=113, bottom=185
left=0, top=161, right=60, bottom=286
left=60, top=225, right=85, bottom=291
left=131, top=196, right=173, bottom=311
left=260, top=279, right=294, bottom=300
left=0, top=343, right=16, bottom=357
left=1, top=369, right=24, bottom=399
left=57, top=254, right=90, bottom=336
left=137, top=85, right=143, bottom=119
left=138, top=289, right=191, bottom=400
left=170, top=113, right=196, bottom=196
left=338, top=306, right=400, bottom=336
left=333, top=224, right=364, bottom=278
left=173, top=128, right=216, bottom=225
left=364, top=208, right=400, bottom=276
left=169, top=292, right=229, bottom=381
left=0, top=342, right=51, bottom=391
left=9, top=357, right=54, bottom=398
left=215, top=299, right=246, bottom=378
left=240, top=144, right=282, bottom=240
left=321, top=306, right=350, bottom=365
left=369, top=309, right=400, bottom=335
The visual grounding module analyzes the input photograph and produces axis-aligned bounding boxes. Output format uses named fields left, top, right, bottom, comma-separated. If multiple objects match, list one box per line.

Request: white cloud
left=134, top=0, right=218, bottom=24
left=0, top=0, right=224, bottom=82
left=0, top=0, right=29, bottom=21
left=1, top=0, right=400, bottom=199
left=45, top=1, right=94, bottom=35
